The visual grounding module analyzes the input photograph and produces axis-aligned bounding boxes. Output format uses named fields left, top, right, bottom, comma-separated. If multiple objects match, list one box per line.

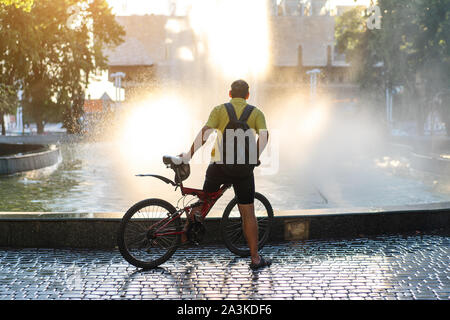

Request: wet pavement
left=0, top=233, right=449, bottom=300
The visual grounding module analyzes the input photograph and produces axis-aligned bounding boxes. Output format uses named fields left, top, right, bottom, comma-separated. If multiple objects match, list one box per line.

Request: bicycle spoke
left=227, top=226, right=243, bottom=239
left=125, top=234, right=147, bottom=247
left=153, top=236, right=176, bottom=250
left=222, top=194, right=273, bottom=256
left=231, top=234, right=244, bottom=245
left=119, top=200, right=181, bottom=268
left=257, top=219, right=268, bottom=227
left=126, top=222, right=148, bottom=234
left=225, top=221, right=242, bottom=230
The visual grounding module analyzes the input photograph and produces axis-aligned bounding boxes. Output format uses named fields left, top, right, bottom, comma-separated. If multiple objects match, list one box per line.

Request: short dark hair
left=230, top=80, right=249, bottom=98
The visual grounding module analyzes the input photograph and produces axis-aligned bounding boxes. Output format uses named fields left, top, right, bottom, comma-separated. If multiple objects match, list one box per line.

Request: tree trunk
left=0, top=112, right=5, bottom=135
left=33, top=104, right=45, bottom=134
left=36, top=121, right=45, bottom=134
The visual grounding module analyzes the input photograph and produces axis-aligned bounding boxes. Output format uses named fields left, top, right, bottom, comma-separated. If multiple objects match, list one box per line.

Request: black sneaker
left=250, top=256, right=272, bottom=270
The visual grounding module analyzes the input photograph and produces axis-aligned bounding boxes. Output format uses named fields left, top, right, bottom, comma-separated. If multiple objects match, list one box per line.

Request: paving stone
left=0, top=234, right=449, bottom=300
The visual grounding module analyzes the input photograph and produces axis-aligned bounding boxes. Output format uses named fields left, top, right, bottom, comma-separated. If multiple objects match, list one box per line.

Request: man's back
left=205, top=97, right=267, bottom=162
left=180, top=79, right=272, bottom=270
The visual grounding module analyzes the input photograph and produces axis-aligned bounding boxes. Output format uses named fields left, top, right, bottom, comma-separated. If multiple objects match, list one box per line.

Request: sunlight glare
left=165, top=18, right=183, bottom=34
left=178, top=46, right=195, bottom=61
left=188, top=0, right=271, bottom=80
left=119, top=95, right=193, bottom=165
left=298, top=104, right=329, bottom=138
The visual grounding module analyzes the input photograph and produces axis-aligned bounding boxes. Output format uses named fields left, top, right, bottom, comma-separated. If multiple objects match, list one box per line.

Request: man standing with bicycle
left=181, top=80, right=271, bottom=270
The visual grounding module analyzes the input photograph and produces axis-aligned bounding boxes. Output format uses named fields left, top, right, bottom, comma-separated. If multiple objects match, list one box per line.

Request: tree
left=0, top=2, right=33, bottom=134
left=335, top=0, right=450, bottom=134
left=22, top=0, right=124, bottom=134
left=57, top=0, right=125, bottom=134
left=0, top=0, right=124, bottom=134
left=335, top=5, right=386, bottom=114
left=0, top=83, right=17, bottom=135
left=412, top=0, right=450, bottom=134
left=0, top=0, right=33, bottom=11
left=335, top=6, right=367, bottom=63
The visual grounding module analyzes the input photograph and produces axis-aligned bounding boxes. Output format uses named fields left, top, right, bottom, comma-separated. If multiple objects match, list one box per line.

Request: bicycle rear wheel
left=117, top=198, right=181, bottom=269
left=221, top=192, right=273, bottom=257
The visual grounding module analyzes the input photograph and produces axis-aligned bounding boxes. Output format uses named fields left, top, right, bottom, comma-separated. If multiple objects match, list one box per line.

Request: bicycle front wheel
left=117, top=198, right=181, bottom=269
left=221, top=192, right=274, bottom=257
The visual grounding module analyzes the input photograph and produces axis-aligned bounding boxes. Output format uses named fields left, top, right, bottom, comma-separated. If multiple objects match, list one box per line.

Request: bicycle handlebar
left=163, top=155, right=186, bottom=167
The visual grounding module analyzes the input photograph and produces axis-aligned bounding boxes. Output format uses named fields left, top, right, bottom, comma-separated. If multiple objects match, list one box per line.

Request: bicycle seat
left=163, top=155, right=190, bottom=183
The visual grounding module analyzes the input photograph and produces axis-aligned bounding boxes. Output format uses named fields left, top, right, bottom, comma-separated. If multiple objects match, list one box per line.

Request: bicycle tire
left=220, top=192, right=273, bottom=257
left=117, top=198, right=181, bottom=269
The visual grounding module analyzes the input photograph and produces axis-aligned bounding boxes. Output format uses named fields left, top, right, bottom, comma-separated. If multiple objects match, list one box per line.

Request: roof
left=105, top=36, right=154, bottom=66
left=104, top=15, right=170, bottom=66
left=100, top=92, right=112, bottom=101
left=84, top=100, right=103, bottom=113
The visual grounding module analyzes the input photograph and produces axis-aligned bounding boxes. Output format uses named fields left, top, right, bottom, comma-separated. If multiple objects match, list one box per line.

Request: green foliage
left=0, top=0, right=124, bottom=134
left=0, top=83, right=18, bottom=135
left=336, top=0, right=450, bottom=133
left=0, top=83, right=17, bottom=113
left=0, top=0, right=33, bottom=11
left=335, top=6, right=367, bottom=58
left=335, top=5, right=384, bottom=104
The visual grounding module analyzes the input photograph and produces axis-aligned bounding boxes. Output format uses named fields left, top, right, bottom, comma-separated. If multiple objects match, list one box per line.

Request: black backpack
left=219, top=103, right=257, bottom=177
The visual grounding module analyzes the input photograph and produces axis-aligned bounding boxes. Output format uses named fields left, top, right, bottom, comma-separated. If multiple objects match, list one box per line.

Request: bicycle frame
left=180, top=184, right=231, bottom=218
left=138, top=173, right=231, bottom=238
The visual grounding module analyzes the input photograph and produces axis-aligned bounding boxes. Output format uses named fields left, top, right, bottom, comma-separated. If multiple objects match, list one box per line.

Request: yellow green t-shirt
left=205, top=97, right=267, bottom=161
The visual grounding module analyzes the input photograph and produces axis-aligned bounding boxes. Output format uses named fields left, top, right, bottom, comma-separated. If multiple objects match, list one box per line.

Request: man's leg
left=181, top=164, right=222, bottom=243
left=233, top=174, right=263, bottom=265
left=237, top=203, right=260, bottom=265
left=181, top=207, right=197, bottom=244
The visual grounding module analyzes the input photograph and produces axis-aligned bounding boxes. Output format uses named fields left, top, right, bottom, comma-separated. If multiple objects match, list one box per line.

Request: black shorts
left=203, top=163, right=255, bottom=205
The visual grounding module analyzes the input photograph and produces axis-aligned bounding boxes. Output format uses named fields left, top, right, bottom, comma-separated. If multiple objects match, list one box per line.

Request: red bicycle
left=117, top=155, right=274, bottom=269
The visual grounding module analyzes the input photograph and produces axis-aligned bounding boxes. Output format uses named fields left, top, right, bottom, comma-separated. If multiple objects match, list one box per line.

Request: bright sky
left=106, top=0, right=372, bottom=16
left=85, top=72, right=124, bottom=101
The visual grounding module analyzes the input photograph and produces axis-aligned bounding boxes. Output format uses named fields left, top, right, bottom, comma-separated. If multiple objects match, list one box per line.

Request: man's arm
left=182, top=125, right=214, bottom=161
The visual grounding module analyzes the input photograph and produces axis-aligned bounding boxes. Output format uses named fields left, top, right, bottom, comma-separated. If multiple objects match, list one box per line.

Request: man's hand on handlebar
left=178, top=152, right=191, bottom=164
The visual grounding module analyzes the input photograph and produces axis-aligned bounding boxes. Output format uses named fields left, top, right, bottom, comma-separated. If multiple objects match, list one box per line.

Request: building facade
left=105, top=0, right=357, bottom=101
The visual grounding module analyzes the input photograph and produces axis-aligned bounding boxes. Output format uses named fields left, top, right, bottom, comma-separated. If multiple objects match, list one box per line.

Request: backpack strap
left=224, top=103, right=238, bottom=122
left=239, top=104, right=255, bottom=122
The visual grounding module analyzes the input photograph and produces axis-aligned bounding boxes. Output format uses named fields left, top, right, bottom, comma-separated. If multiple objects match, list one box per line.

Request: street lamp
left=17, top=89, right=23, bottom=134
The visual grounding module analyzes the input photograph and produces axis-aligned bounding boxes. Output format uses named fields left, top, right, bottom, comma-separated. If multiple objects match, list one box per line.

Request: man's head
left=229, top=80, right=250, bottom=99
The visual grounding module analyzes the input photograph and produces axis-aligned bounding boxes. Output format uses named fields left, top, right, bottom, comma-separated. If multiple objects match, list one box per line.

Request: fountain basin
left=0, top=204, right=449, bottom=248
left=0, top=143, right=61, bottom=175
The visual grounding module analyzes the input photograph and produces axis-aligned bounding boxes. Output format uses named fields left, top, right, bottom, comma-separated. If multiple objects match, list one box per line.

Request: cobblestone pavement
left=0, top=234, right=449, bottom=300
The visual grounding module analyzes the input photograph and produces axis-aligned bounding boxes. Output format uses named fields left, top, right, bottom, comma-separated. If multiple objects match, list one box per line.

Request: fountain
left=0, top=143, right=61, bottom=176
left=0, top=1, right=449, bottom=249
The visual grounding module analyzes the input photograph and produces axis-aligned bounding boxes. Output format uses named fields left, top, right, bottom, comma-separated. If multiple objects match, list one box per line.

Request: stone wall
left=0, top=144, right=61, bottom=175
left=0, top=144, right=44, bottom=157
left=269, top=16, right=335, bottom=67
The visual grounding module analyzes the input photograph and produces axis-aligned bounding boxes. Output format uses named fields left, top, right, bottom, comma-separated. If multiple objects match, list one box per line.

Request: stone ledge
left=0, top=145, right=61, bottom=175
left=0, top=134, right=82, bottom=145
left=0, top=204, right=449, bottom=249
